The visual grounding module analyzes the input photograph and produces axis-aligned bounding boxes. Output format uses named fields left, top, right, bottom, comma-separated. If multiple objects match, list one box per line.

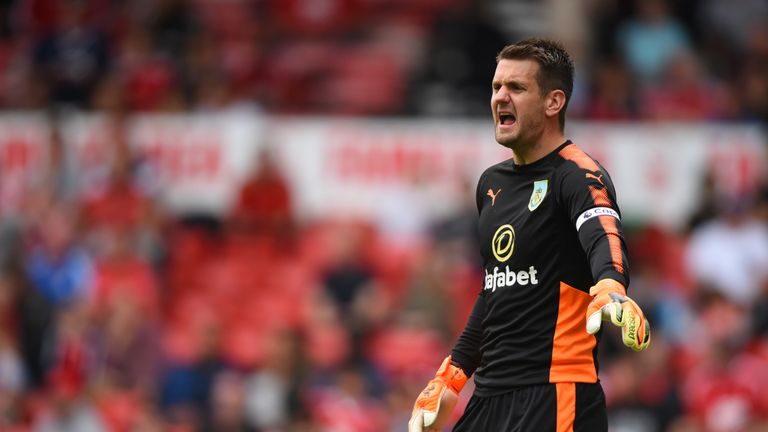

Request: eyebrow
left=492, top=79, right=528, bottom=89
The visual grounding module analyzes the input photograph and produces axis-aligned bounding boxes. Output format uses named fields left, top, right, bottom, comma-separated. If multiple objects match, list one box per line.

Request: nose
left=492, top=88, right=510, bottom=106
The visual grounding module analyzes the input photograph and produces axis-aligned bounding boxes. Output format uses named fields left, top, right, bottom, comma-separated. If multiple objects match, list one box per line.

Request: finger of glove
left=412, top=381, right=446, bottom=430
left=586, top=309, right=603, bottom=334
left=640, top=325, right=651, bottom=351
left=425, top=387, right=459, bottom=432
left=607, top=300, right=624, bottom=326
left=620, top=302, right=650, bottom=351
left=622, top=317, right=648, bottom=351
left=423, top=410, right=438, bottom=428
left=631, top=324, right=651, bottom=352
left=586, top=294, right=613, bottom=334
left=591, top=293, right=623, bottom=320
left=408, top=410, right=424, bottom=432
left=587, top=301, right=623, bottom=335
left=423, top=385, right=451, bottom=427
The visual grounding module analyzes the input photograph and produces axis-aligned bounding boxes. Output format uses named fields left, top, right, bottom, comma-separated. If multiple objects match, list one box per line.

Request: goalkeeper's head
left=495, top=38, right=574, bottom=132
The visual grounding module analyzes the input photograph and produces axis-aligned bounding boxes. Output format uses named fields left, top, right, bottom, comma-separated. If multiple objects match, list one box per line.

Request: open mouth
left=498, top=112, right=516, bottom=126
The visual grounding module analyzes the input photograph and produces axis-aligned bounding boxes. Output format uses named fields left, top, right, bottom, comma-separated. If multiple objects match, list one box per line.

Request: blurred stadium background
left=0, top=0, right=766, bottom=431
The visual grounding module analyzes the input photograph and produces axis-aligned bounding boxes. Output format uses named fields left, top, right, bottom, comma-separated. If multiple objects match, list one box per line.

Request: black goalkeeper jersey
left=451, top=140, right=629, bottom=396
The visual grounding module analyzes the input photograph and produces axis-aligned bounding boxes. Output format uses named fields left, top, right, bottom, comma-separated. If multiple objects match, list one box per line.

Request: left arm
left=559, top=157, right=650, bottom=351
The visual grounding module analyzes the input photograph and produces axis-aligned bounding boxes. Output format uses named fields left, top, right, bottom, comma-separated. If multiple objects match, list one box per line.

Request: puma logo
left=585, top=172, right=604, bottom=185
left=487, top=188, right=501, bottom=206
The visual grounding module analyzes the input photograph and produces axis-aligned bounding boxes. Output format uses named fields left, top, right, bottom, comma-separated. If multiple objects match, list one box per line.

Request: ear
left=544, top=89, right=566, bottom=120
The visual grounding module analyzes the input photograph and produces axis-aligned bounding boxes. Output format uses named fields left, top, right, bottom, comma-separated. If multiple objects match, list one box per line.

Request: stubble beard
left=495, top=120, right=532, bottom=152
left=496, top=134, right=524, bottom=154
left=495, top=128, right=518, bottom=150
left=495, top=116, right=546, bottom=157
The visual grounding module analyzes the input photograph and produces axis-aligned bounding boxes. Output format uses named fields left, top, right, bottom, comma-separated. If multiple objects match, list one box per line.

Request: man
left=409, top=38, right=651, bottom=432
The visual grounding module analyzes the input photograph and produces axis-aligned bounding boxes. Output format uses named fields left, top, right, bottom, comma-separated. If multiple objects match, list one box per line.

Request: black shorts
left=453, top=382, right=607, bottom=432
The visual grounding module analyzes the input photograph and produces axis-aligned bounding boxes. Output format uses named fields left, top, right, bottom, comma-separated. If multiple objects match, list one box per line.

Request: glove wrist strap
left=589, top=278, right=626, bottom=297
left=435, top=356, right=468, bottom=394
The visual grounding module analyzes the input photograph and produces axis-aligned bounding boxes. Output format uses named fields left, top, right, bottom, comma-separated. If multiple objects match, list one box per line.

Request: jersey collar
left=512, top=140, right=573, bottom=171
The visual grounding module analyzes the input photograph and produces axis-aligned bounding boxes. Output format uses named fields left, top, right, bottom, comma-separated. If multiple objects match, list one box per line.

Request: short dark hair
left=496, top=38, right=574, bottom=130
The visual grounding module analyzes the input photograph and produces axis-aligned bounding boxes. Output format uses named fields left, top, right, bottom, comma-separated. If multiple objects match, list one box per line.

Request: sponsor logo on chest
left=487, top=222, right=540, bottom=292
left=484, top=265, right=540, bottom=292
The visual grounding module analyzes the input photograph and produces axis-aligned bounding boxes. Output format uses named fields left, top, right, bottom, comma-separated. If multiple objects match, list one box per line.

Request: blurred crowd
left=0, top=129, right=766, bottom=432
left=0, top=0, right=767, bottom=431
left=0, top=0, right=763, bottom=120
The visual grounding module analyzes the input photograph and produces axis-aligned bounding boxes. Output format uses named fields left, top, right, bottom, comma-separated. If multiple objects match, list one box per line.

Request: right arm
left=409, top=173, right=489, bottom=431
left=450, top=294, right=486, bottom=376
left=450, top=170, right=490, bottom=376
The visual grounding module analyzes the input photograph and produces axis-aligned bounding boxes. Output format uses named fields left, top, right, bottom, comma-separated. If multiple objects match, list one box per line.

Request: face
left=491, top=59, right=547, bottom=150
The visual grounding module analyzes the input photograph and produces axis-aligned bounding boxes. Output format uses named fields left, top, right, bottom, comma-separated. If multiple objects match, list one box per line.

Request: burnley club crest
left=528, top=180, right=548, bottom=211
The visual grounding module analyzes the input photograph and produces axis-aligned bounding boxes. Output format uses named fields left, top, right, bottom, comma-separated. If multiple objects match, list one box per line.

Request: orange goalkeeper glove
left=409, top=356, right=468, bottom=432
left=586, top=279, right=651, bottom=352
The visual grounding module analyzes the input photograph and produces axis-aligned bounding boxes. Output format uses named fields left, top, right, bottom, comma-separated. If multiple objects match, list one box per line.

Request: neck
left=512, top=128, right=566, bottom=165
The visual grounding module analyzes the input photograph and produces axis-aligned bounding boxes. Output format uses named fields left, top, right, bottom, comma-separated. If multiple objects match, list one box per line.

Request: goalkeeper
left=409, top=38, right=650, bottom=432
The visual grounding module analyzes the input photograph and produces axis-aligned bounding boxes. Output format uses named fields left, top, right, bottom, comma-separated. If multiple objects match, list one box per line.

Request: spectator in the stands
left=231, top=149, right=293, bottom=237
left=31, top=0, right=110, bottom=108
left=639, top=52, right=737, bottom=120
left=616, top=0, right=692, bottom=82
left=24, top=205, right=94, bottom=306
left=685, top=192, right=768, bottom=306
